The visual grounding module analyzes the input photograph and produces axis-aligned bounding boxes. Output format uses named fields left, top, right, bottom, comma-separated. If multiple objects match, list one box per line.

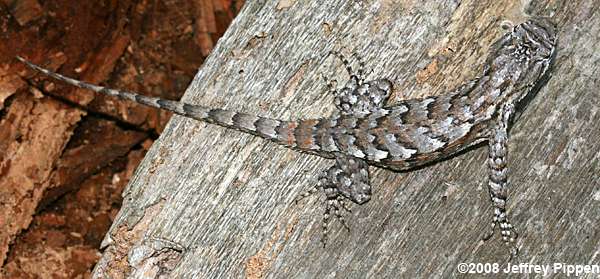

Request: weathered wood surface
left=93, top=0, right=600, bottom=277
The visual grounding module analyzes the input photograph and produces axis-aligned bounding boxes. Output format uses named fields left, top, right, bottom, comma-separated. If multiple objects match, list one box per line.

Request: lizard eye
left=536, top=45, right=553, bottom=59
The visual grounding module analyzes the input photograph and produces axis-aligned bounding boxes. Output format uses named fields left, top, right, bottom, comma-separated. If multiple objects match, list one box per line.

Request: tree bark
left=93, top=0, right=600, bottom=278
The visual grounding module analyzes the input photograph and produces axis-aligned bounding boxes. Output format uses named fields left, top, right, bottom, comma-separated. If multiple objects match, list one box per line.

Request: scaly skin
left=16, top=18, right=557, bottom=255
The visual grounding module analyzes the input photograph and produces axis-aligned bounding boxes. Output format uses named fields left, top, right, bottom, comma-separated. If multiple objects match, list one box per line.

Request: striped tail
left=16, top=56, right=334, bottom=156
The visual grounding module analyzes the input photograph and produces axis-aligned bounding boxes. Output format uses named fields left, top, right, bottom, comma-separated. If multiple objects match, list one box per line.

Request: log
left=1, top=1, right=240, bottom=276
left=93, top=1, right=600, bottom=277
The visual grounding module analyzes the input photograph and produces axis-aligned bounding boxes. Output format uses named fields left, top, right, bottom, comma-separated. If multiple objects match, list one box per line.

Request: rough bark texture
left=1, top=0, right=241, bottom=277
left=89, top=0, right=599, bottom=278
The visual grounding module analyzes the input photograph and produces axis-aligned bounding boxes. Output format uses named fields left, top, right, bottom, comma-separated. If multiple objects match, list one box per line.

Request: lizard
left=16, top=18, right=557, bottom=255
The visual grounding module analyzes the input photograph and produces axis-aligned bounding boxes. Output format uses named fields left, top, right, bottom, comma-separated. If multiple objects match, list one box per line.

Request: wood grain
left=93, top=1, right=600, bottom=277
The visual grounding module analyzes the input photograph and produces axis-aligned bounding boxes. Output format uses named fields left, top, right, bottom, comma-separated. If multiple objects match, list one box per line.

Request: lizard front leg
left=328, top=51, right=392, bottom=116
left=484, top=104, right=519, bottom=256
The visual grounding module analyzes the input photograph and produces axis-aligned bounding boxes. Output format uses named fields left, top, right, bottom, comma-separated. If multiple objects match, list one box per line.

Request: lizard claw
left=321, top=194, right=352, bottom=246
left=293, top=185, right=319, bottom=204
left=482, top=214, right=520, bottom=257
left=293, top=175, right=325, bottom=204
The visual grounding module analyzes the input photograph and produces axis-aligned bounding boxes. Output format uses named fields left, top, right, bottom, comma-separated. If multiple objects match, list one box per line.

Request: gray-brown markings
left=16, top=18, right=557, bottom=256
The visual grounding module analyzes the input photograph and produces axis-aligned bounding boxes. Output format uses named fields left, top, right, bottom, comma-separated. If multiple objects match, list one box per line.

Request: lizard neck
left=466, top=69, right=518, bottom=121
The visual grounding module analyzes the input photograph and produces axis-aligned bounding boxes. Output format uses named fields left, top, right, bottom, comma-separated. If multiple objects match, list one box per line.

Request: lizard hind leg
left=295, top=153, right=371, bottom=247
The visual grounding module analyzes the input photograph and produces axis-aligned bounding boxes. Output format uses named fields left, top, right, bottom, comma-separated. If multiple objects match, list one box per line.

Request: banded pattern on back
left=16, top=17, right=556, bottom=170
left=15, top=55, right=492, bottom=168
left=330, top=91, right=485, bottom=170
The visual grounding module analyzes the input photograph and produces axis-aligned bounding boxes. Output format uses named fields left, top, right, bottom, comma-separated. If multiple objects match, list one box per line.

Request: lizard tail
left=16, top=56, right=330, bottom=154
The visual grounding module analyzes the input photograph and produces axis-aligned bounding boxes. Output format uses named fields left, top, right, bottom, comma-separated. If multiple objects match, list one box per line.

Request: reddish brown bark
left=0, top=0, right=243, bottom=277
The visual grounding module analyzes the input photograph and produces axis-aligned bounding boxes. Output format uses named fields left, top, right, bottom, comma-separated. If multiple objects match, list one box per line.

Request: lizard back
left=16, top=19, right=556, bottom=170
left=319, top=18, right=556, bottom=170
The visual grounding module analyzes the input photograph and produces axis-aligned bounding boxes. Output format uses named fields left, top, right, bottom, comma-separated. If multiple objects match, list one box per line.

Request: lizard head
left=513, top=18, right=557, bottom=61
left=485, top=18, right=558, bottom=106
